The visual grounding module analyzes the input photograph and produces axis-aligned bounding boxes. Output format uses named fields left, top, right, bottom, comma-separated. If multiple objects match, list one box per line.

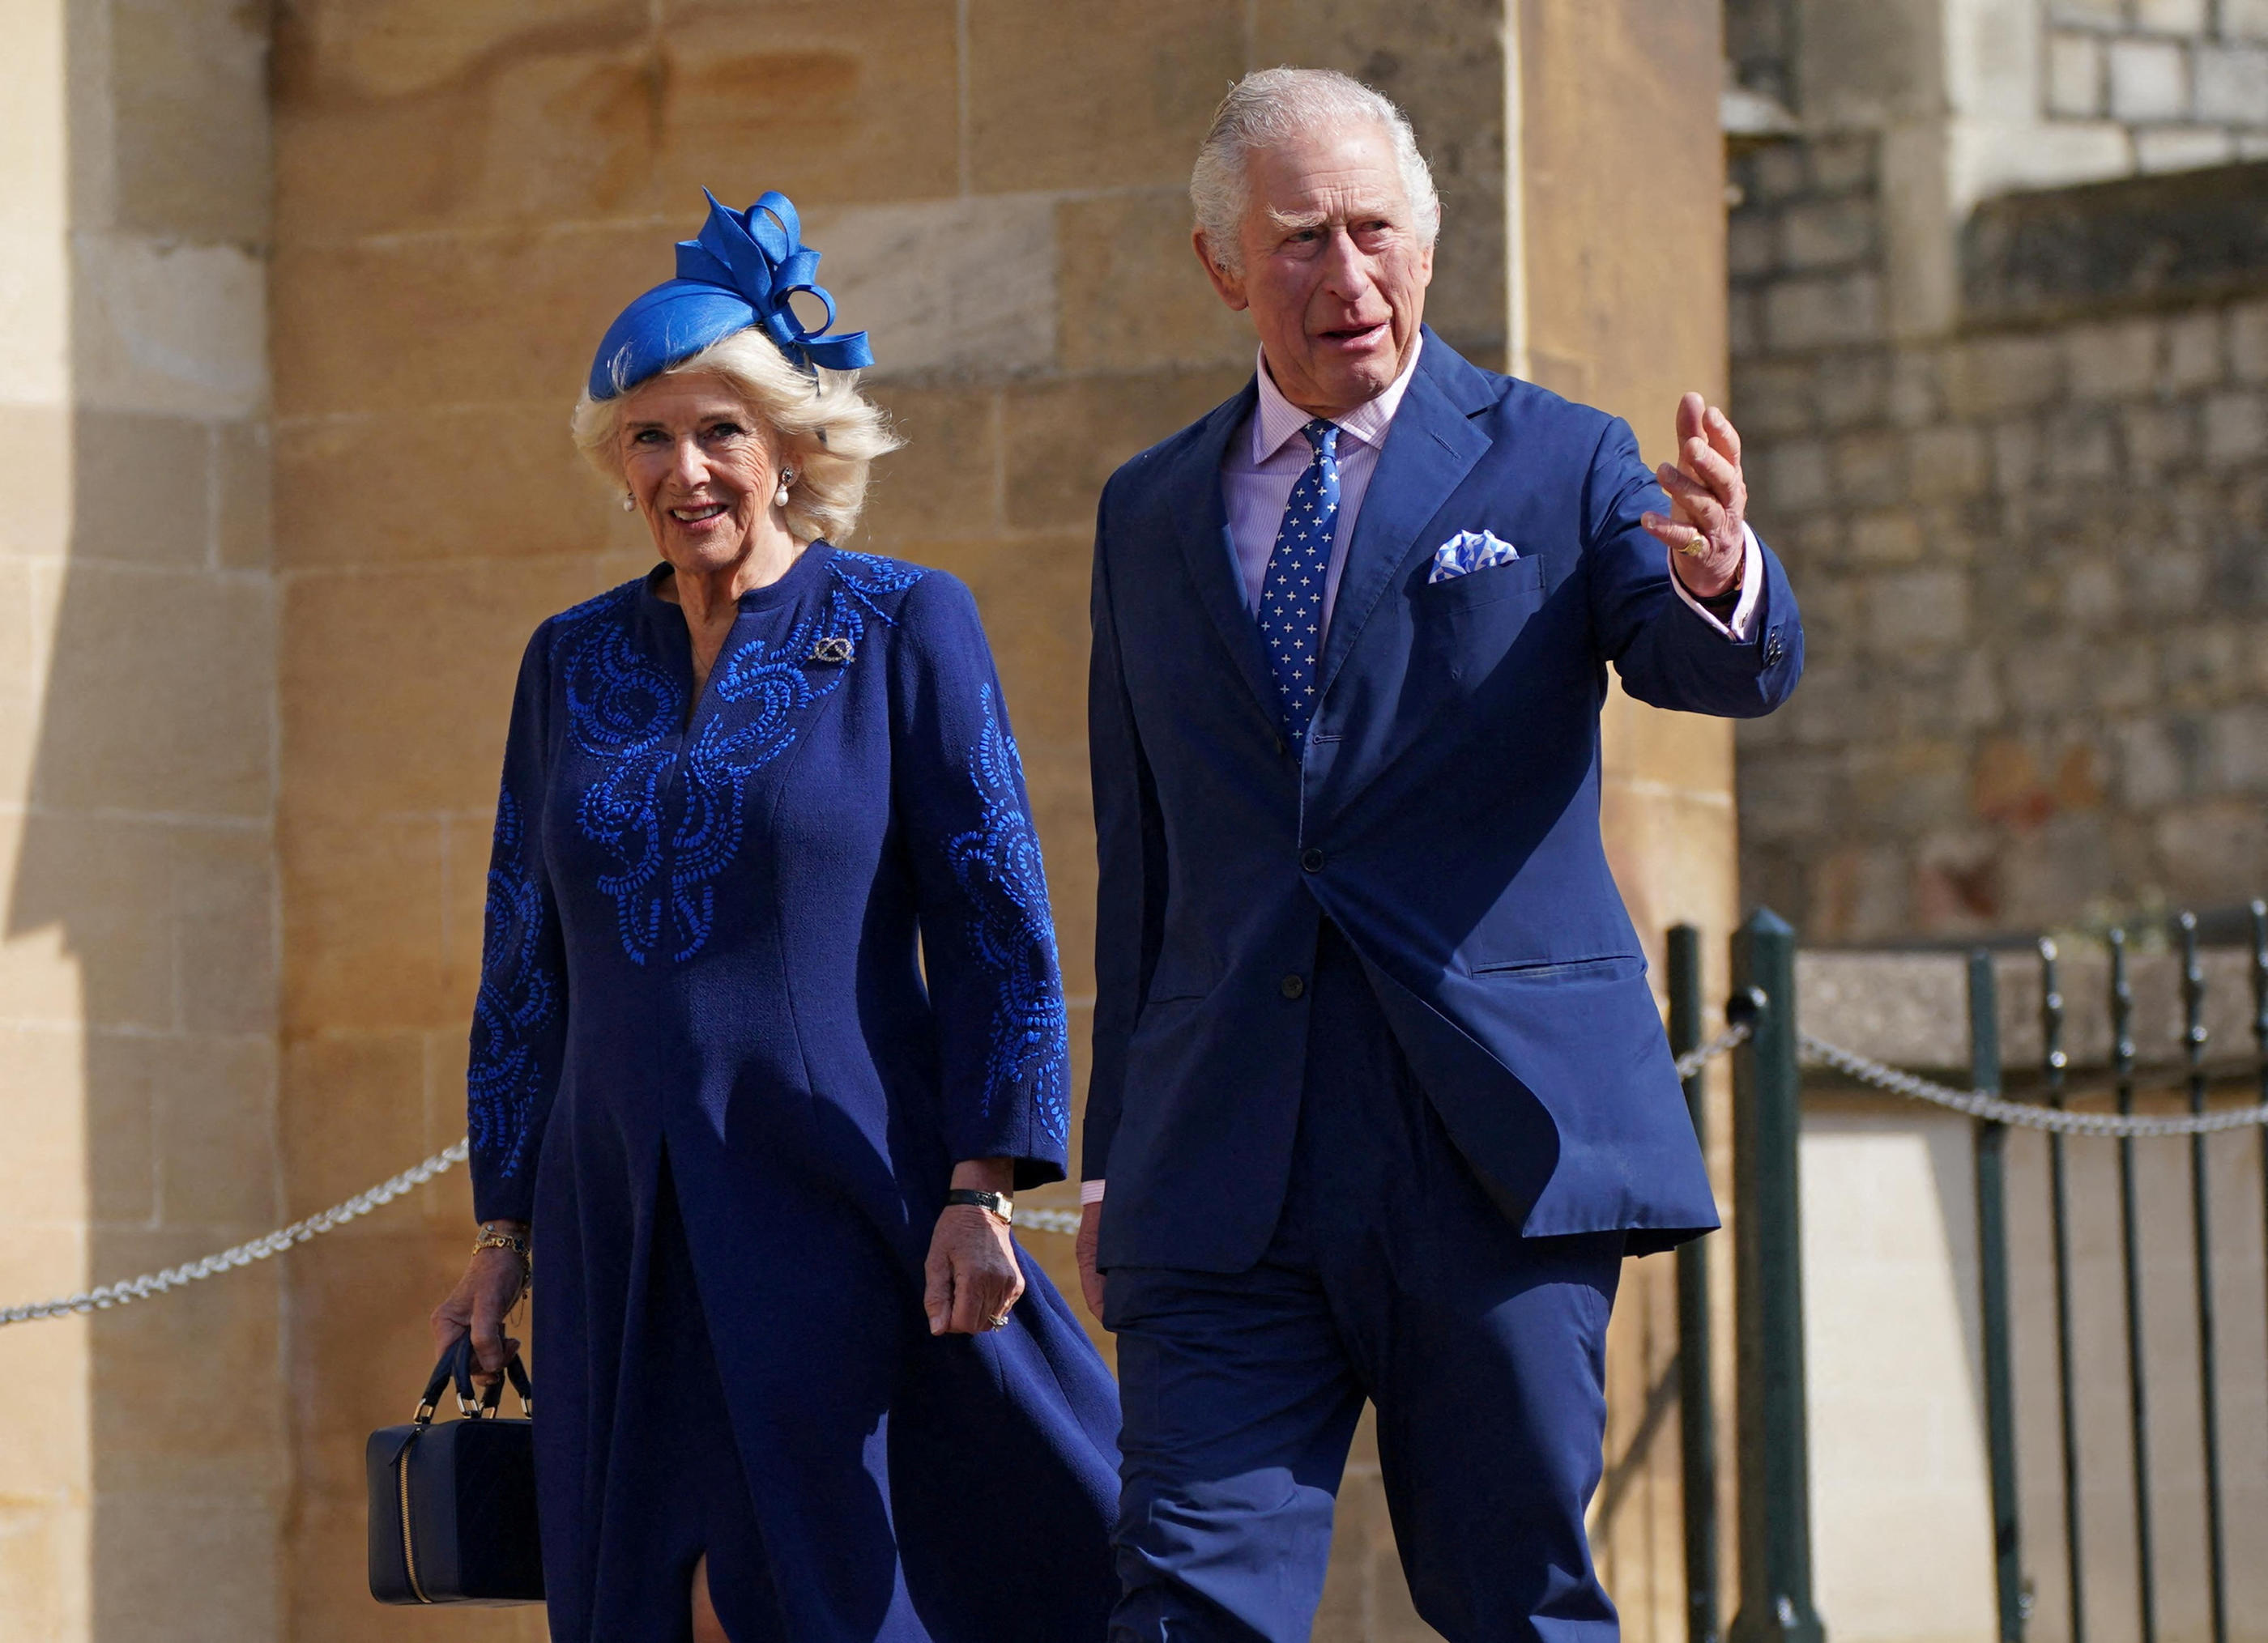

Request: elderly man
left=1076, top=68, right=1802, bottom=1640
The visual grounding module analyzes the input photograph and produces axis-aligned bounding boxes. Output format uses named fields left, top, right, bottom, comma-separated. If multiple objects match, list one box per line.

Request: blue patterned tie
left=1258, top=419, right=1341, bottom=747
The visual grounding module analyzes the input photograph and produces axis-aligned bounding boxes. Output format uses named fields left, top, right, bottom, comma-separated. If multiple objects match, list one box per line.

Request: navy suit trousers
left=1105, top=923, right=1623, bottom=1642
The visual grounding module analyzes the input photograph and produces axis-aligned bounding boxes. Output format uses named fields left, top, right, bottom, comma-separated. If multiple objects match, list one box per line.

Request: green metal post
left=1729, top=909, right=1825, bottom=1643
left=1971, top=952, right=2025, bottom=1643
left=1670, top=923, right=1720, bottom=1643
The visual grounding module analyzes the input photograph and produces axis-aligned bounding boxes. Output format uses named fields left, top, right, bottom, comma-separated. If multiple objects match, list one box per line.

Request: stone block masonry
left=1731, top=129, right=2268, bottom=942
left=2044, top=0, right=2268, bottom=168
left=0, top=1, right=1740, bottom=1638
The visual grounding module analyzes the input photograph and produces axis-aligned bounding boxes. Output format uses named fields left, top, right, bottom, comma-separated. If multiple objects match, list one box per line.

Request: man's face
left=1199, top=121, right=1434, bottom=419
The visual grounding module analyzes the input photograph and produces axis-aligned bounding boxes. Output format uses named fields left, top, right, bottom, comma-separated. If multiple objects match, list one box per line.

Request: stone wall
left=0, top=1, right=1742, bottom=1637
left=1726, top=16, right=2268, bottom=943
left=2043, top=0, right=2268, bottom=170
left=0, top=0, right=281, bottom=1638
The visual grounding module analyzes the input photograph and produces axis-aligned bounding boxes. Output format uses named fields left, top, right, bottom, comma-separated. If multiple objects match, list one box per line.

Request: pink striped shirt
left=1219, top=338, right=1425, bottom=636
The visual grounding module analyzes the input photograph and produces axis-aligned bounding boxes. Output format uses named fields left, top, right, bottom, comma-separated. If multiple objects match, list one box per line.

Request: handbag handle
left=412, top=1337, right=535, bottom=1424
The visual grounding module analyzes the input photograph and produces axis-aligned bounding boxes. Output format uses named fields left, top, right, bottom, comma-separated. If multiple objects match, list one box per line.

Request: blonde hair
left=570, top=329, right=901, bottom=545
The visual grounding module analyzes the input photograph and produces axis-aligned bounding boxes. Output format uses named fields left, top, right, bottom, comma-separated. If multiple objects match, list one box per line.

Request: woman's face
left=615, top=372, right=793, bottom=575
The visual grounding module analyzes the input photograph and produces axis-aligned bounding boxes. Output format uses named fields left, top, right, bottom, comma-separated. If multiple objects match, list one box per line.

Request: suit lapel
left=1315, top=335, right=1496, bottom=700
left=1168, top=381, right=1282, bottom=730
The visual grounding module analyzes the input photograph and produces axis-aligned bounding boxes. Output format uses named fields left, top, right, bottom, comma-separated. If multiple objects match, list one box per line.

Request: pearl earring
left=620, top=492, right=634, bottom=513
left=775, top=470, right=794, bottom=509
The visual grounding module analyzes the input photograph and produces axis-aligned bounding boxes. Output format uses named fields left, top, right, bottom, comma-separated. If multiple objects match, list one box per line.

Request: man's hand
left=1075, top=1202, right=1105, bottom=1323
left=1641, top=392, right=1747, bottom=599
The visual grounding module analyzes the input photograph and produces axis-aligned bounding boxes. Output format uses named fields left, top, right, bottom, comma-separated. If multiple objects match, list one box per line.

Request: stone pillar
left=1520, top=4, right=1738, bottom=1637
left=0, top=0, right=281, bottom=1639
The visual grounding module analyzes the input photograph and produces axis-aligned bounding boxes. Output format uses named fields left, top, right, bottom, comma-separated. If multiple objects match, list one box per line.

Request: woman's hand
left=430, top=1227, right=529, bottom=1389
left=924, top=1160, right=1025, bottom=1335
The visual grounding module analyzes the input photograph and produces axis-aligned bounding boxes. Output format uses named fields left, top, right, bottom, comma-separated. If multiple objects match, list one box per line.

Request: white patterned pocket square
left=1428, top=529, right=1520, bottom=583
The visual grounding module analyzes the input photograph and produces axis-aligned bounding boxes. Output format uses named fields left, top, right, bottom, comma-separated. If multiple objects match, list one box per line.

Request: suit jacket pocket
left=1417, top=554, right=1545, bottom=614
left=1140, top=956, right=1217, bottom=1007
left=1470, top=953, right=1642, bottom=982
left=1411, top=556, right=1550, bottom=695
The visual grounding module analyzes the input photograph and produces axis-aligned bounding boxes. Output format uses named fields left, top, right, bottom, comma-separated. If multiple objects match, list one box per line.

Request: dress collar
left=1249, top=331, right=1426, bottom=465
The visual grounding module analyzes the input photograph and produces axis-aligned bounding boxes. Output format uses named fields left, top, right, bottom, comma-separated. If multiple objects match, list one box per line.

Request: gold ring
left=1677, top=530, right=1710, bottom=557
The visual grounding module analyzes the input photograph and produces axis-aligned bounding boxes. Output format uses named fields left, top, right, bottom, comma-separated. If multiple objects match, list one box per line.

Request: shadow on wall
left=0, top=0, right=286, bottom=1631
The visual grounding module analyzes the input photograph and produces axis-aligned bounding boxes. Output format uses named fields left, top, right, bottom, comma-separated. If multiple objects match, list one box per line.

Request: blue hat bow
left=587, top=189, right=875, bottom=400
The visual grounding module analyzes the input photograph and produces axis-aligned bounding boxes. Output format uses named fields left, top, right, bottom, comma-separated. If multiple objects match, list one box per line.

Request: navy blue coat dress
left=464, top=544, right=1120, bottom=1642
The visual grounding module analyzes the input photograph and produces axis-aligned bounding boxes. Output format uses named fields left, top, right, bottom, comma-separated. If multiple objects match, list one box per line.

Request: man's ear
left=1194, top=230, right=1250, bottom=312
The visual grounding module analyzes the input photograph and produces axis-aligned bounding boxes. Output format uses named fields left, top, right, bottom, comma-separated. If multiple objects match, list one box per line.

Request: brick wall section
left=1730, top=135, right=2268, bottom=940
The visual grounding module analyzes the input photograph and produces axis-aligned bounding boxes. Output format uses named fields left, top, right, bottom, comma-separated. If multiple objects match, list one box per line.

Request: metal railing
left=1676, top=903, right=2268, bottom=1643
left=9, top=900, right=2264, bottom=1643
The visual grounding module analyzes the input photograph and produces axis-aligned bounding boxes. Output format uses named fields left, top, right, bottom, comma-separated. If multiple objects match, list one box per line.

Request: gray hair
left=1190, top=67, right=1442, bottom=272
left=570, top=330, right=901, bottom=546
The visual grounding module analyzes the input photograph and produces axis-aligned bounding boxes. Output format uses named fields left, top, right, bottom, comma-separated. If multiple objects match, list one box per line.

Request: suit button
left=1280, top=974, right=1307, bottom=1000
left=1301, top=848, right=1325, bottom=873
left=1765, top=631, right=1784, bottom=663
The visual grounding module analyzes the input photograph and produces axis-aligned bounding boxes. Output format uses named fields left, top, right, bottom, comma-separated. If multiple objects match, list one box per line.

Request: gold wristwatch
left=944, top=1188, right=1014, bottom=1224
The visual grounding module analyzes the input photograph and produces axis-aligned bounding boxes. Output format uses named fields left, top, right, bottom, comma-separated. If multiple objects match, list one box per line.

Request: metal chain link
left=1800, top=1033, right=2268, bottom=1138
left=0, top=1140, right=471, bottom=1329
left=28, top=1016, right=2187, bottom=1330
left=1676, top=1021, right=1750, bottom=1083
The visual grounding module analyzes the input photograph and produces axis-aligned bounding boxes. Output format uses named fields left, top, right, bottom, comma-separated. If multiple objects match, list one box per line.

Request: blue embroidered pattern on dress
left=944, top=686, right=1072, bottom=1147
left=467, top=785, right=559, bottom=1180
left=559, top=552, right=922, bottom=964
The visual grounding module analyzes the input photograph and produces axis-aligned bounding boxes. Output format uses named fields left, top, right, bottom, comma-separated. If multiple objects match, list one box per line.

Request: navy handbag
left=367, top=1338, right=543, bottom=1605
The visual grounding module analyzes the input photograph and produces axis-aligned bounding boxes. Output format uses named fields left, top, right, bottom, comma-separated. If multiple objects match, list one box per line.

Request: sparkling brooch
left=809, top=636, right=855, bottom=664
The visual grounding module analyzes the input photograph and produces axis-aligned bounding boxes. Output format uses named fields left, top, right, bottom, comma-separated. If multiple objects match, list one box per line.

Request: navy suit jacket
left=1085, top=330, right=1802, bottom=1273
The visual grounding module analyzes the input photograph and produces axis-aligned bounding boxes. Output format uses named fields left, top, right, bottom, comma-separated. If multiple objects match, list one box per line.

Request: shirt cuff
left=1669, top=522, right=1763, bottom=641
left=1079, top=1179, right=1106, bottom=1205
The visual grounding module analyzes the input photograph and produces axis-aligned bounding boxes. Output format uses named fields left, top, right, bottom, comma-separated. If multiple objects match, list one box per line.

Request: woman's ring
left=989, top=1313, right=1012, bottom=1330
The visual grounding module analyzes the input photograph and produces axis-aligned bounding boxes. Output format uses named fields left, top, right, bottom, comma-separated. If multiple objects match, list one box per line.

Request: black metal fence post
left=1670, top=923, right=1720, bottom=1643
left=2176, top=914, right=2229, bottom=1643
left=1729, top=909, right=1825, bottom=1643
left=2039, top=941, right=2084, bottom=1643
left=2108, top=930, right=2158, bottom=1643
left=2254, top=904, right=2268, bottom=1428
left=1970, top=951, right=2025, bottom=1643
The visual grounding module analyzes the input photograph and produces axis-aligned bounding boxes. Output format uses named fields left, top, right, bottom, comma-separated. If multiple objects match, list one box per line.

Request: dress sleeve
left=467, top=627, right=571, bottom=1224
left=889, top=572, right=1073, bottom=1189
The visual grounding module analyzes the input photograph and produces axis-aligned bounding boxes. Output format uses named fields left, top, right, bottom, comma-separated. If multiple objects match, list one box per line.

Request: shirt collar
left=1250, top=331, right=1426, bottom=465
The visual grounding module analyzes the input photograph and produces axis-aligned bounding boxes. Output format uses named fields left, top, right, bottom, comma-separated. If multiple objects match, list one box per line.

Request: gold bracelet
left=473, top=1223, right=531, bottom=1262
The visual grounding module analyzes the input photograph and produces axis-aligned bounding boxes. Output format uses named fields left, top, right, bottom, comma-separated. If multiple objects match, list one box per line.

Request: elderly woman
left=428, top=192, right=1119, bottom=1642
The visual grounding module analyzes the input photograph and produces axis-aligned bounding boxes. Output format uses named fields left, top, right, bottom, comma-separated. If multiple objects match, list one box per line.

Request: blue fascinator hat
left=586, top=189, right=874, bottom=400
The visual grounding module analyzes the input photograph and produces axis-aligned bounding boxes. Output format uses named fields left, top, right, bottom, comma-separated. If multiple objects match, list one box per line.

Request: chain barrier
left=1800, top=1032, right=2268, bottom=1138
left=1676, top=1022, right=1750, bottom=1083
left=0, top=1140, right=471, bottom=1329
left=28, top=1014, right=2237, bottom=1329
left=0, top=1021, right=1763, bottom=1329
